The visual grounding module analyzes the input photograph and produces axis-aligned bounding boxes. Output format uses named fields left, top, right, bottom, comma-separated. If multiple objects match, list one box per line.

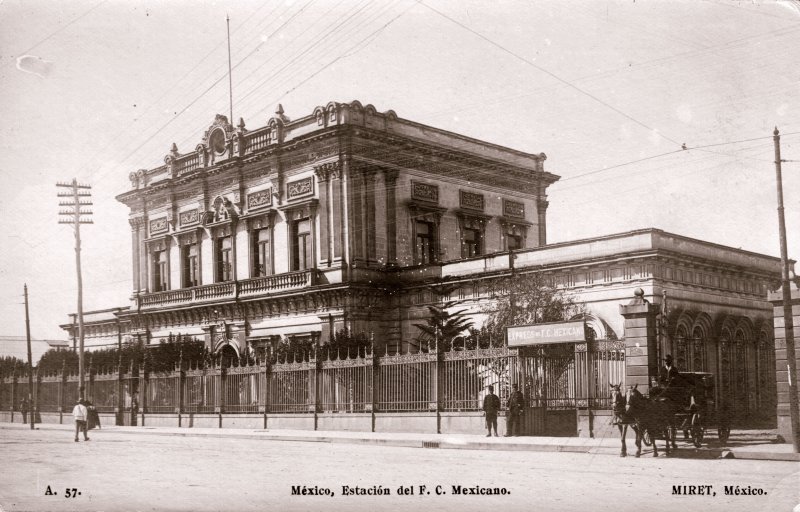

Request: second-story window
left=215, top=236, right=233, bottom=282
left=252, top=228, right=271, bottom=277
left=153, top=249, right=168, bottom=292
left=507, top=234, right=523, bottom=251
left=463, top=227, right=482, bottom=258
left=181, top=243, right=199, bottom=287
left=291, top=219, right=312, bottom=271
left=415, top=220, right=436, bottom=265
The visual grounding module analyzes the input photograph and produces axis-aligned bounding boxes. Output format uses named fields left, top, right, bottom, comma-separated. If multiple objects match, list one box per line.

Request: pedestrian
left=72, top=399, right=90, bottom=442
left=86, top=400, right=101, bottom=430
left=482, top=385, right=500, bottom=437
left=505, top=384, right=524, bottom=436
left=20, top=397, right=28, bottom=424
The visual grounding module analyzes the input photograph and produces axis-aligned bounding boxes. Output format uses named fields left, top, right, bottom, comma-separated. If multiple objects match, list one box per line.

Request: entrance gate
left=515, top=343, right=579, bottom=436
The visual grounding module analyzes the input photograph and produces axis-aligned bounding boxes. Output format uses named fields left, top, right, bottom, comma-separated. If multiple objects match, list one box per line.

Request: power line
left=15, top=0, right=109, bottom=56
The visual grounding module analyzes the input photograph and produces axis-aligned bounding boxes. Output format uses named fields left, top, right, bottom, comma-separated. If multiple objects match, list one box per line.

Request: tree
left=480, top=272, right=585, bottom=346
left=414, top=300, right=475, bottom=352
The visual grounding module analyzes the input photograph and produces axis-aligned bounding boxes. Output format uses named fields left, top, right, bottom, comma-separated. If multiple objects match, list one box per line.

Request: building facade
left=61, top=101, right=787, bottom=431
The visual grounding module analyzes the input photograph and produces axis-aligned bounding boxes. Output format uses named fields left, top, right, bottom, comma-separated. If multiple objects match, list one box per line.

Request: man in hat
left=505, top=384, right=525, bottom=437
left=72, top=398, right=90, bottom=442
left=482, top=385, right=501, bottom=437
left=658, top=354, right=679, bottom=387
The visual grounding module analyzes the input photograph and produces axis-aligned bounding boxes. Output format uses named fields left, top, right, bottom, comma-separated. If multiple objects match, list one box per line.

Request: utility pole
left=57, top=179, right=93, bottom=400
left=773, top=127, right=799, bottom=452
left=24, top=284, right=34, bottom=430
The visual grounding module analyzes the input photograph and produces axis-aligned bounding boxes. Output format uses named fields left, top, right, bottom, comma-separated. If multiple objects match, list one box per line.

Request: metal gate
left=516, top=343, right=578, bottom=436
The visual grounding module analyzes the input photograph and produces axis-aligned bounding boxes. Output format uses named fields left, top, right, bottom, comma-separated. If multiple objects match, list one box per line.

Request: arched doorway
left=219, top=343, right=239, bottom=368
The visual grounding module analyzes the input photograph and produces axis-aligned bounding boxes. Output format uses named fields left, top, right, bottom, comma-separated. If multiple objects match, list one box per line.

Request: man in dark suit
left=482, top=385, right=501, bottom=437
left=505, top=384, right=525, bottom=436
left=658, top=354, right=679, bottom=387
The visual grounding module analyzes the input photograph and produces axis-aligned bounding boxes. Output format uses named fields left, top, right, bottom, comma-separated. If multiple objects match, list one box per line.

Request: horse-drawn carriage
left=654, top=371, right=730, bottom=448
left=612, top=371, right=730, bottom=457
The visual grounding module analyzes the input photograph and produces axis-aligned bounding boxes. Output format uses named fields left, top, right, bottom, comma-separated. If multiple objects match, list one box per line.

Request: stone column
left=364, top=170, right=377, bottom=263
left=384, top=169, right=398, bottom=267
left=769, top=284, right=800, bottom=443
left=314, top=164, right=331, bottom=266
left=537, top=199, right=549, bottom=246
left=619, top=288, right=660, bottom=393
left=129, top=217, right=145, bottom=294
left=330, top=163, right=344, bottom=263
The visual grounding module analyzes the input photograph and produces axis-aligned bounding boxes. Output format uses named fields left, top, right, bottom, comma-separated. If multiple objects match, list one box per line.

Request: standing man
left=72, top=399, right=90, bottom=442
left=506, top=384, right=525, bottom=436
left=482, top=385, right=501, bottom=437
left=20, top=397, right=28, bottom=424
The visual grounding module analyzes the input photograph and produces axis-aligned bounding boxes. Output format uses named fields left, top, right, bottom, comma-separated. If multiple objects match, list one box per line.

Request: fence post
left=141, top=364, right=147, bottom=427
left=313, top=347, right=321, bottom=431
left=436, top=347, right=443, bottom=434
left=116, top=358, right=123, bottom=426
left=262, top=357, right=269, bottom=430
left=10, top=367, right=17, bottom=423
left=218, top=361, right=225, bottom=429
left=34, top=366, right=41, bottom=426
left=177, top=358, right=185, bottom=428
left=371, top=343, right=379, bottom=433
left=60, top=360, right=67, bottom=425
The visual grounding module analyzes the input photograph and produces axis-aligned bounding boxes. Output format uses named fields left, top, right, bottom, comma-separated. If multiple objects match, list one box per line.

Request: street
left=0, top=428, right=797, bottom=512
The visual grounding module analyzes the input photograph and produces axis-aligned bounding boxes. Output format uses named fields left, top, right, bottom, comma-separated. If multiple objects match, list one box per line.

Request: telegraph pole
left=24, top=284, right=34, bottom=430
left=773, top=127, right=799, bottom=452
left=57, top=179, right=93, bottom=400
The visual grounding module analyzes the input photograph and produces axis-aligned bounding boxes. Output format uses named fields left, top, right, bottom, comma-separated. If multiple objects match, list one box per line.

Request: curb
left=1, top=424, right=795, bottom=460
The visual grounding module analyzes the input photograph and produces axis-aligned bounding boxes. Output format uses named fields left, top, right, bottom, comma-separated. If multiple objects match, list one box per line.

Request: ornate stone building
left=62, top=101, right=787, bottom=428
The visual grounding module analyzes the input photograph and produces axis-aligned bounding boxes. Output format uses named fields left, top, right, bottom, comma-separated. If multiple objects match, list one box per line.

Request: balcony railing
left=239, top=270, right=316, bottom=297
left=137, top=270, right=316, bottom=310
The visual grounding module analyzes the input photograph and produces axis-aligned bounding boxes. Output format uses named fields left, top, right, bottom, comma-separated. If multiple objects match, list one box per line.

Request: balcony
left=137, top=270, right=317, bottom=310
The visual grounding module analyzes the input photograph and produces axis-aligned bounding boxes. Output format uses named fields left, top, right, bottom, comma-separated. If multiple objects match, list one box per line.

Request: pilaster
left=619, top=288, right=660, bottom=393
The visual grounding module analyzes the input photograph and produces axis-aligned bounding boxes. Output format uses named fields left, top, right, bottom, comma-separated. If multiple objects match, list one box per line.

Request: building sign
left=247, top=189, right=273, bottom=210
left=503, top=199, right=525, bottom=219
left=460, top=190, right=484, bottom=211
left=287, top=177, right=313, bottom=200
left=506, top=321, right=586, bottom=347
left=411, top=181, right=439, bottom=203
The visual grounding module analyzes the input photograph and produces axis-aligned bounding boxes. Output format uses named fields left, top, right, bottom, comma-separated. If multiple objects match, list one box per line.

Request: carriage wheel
left=718, top=425, right=730, bottom=444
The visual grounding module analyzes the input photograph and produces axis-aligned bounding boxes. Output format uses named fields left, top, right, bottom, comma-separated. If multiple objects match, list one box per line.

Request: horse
left=610, top=383, right=637, bottom=457
left=625, top=384, right=679, bottom=457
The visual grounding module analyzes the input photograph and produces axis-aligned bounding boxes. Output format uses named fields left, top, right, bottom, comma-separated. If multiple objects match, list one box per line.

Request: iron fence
left=1, top=339, right=626, bottom=421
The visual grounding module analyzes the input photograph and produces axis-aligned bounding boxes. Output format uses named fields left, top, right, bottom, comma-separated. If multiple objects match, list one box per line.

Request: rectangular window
left=153, top=250, right=167, bottom=292
left=252, top=228, right=271, bottom=277
left=463, top=227, right=482, bottom=258
left=181, top=243, right=199, bottom=287
left=415, top=220, right=436, bottom=264
left=215, top=236, right=233, bottom=282
left=507, top=234, right=523, bottom=251
left=291, top=219, right=312, bottom=271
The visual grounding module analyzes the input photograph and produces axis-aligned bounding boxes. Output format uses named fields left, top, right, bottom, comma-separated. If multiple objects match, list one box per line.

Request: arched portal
left=219, top=343, right=239, bottom=368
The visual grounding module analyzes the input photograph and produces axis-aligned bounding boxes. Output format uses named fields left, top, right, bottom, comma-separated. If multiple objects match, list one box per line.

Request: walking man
left=20, top=397, right=28, bottom=424
left=482, top=385, right=501, bottom=437
left=506, top=384, right=524, bottom=436
left=72, top=399, right=90, bottom=442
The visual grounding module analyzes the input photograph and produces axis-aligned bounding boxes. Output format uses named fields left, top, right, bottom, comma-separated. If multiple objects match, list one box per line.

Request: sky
left=1, top=0, right=799, bottom=340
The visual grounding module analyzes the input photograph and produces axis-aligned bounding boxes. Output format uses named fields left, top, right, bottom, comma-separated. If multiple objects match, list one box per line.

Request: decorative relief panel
left=247, top=188, right=273, bottom=210
left=411, top=181, right=439, bottom=203
left=503, top=199, right=525, bottom=219
left=459, top=191, right=484, bottom=211
left=149, top=218, right=168, bottom=235
left=287, top=177, right=314, bottom=200
left=179, top=209, right=199, bottom=227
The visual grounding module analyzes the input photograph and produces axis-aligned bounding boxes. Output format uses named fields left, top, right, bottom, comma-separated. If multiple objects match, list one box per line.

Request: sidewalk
left=1, top=422, right=796, bottom=461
